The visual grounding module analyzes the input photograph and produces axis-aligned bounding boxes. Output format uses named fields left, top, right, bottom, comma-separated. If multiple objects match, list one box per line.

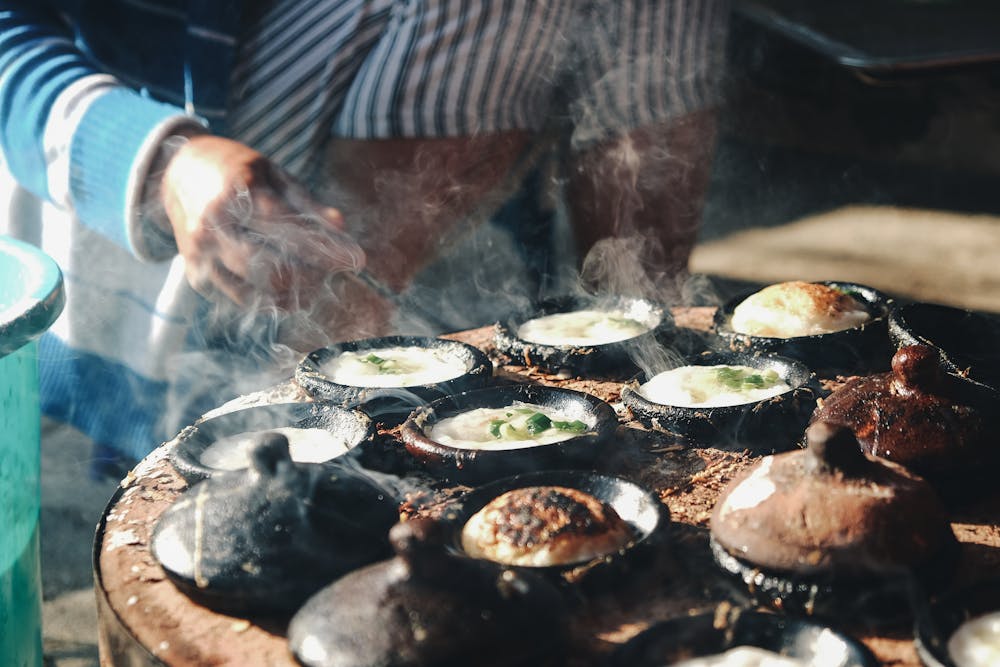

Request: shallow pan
left=169, top=401, right=374, bottom=483
left=889, top=302, right=1000, bottom=410
left=400, top=384, right=618, bottom=483
left=439, top=469, right=670, bottom=588
left=621, top=351, right=815, bottom=453
left=493, top=294, right=673, bottom=377
left=295, top=336, right=492, bottom=422
left=712, top=281, right=892, bottom=375
left=605, top=609, right=878, bottom=667
left=915, top=579, right=1000, bottom=667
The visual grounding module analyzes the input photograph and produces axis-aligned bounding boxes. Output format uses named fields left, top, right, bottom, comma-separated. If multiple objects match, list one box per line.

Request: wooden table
left=95, top=316, right=1000, bottom=666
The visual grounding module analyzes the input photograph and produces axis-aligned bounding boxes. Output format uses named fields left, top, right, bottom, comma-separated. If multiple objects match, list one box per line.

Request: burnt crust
left=485, top=487, right=624, bottom=547
left=463, top=486, right=634, bottom=565
left=753, top=281, right=866, bottom=317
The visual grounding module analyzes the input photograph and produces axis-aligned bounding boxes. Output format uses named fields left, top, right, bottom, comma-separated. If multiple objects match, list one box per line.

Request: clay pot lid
left=151, top=433, right=400, bottom=613
left=810, top=345, right=992, bottom=478
left=711, top=420, right=955, bottom=578
left=888, top=302, right=1000, bottom=409
left=287, top=518, right=568, bottom=667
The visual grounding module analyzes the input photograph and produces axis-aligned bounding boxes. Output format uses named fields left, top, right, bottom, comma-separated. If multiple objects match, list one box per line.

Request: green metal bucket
left=0, top=236, right=64, bottom=667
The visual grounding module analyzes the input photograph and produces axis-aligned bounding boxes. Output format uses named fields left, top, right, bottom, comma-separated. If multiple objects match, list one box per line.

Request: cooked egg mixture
left=321, top=346, right=468, bottom=388
left=671, top=646, right=808, bottom=667
left=517, top=309, right=651, bottom=346
left=949, top=611, right=1000, bottom=667
left=199, top=427, right=351, bottom=470
left=638, top=365, right=792, bottom=408
left=730, top=281, right=870, bottom=338
left=428, top=402, right=591, bottom=450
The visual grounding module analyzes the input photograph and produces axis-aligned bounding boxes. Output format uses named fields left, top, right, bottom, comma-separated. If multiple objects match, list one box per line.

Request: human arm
left=146, top=133, right=389, bottom=346
left=0, top=4, right=376, bottom=343
left=0, top=3, right=204, bottom=259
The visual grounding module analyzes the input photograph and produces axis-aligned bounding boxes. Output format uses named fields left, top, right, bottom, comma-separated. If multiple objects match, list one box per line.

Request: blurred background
left=42, top=3, right=1000, bottom=665
left=694, top=0, right=1000, bottom=312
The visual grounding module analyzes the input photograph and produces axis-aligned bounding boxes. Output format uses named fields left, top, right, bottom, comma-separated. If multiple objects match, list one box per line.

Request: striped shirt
left=0, top=0, right=729, bottom=460
left=230, top=0, right=729, bottom=177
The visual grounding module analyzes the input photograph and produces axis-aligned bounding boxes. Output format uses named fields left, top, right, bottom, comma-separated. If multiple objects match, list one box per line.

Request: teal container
left=0, top=236, right=64, bottom=667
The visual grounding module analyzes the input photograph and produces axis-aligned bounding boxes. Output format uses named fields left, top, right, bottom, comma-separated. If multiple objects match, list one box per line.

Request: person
left=0, top=0, right=729, bottom=468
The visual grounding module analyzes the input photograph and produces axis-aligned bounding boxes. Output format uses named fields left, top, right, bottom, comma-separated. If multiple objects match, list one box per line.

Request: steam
left=330, top=454, right=433, bottom=508
left=581, top=236, right=659, bottom=299
left=137, top=2, right=729, bottom=458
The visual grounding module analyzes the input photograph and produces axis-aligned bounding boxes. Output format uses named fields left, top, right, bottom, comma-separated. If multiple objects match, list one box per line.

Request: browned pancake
left=461, top=486, right=634, bottom=566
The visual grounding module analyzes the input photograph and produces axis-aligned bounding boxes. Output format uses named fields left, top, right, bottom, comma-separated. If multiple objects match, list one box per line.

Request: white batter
left=730, top=282, right=870, bottom=338
left=320, top=346, right=469, bottom=388
left=517, top=309, right=652, bottom=346
left=671, top=646, right=807, bottom=667
left=198, top=426, right=351, bottom=470
left=949, top=610, right=1000, bottom=667
left=637, top=365, right=792, bottom=408
left=427, top=401, right=591, bottom=450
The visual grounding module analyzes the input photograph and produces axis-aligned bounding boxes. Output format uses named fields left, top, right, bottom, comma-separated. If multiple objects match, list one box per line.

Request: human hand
left=152, top=135, right=366, bottom=314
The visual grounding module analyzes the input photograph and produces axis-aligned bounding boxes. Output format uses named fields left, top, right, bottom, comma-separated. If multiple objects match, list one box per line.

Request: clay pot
left=915, top=579, right=1000, bottom=667
left=493, top=294, right=672, bottom=377
left=169, top=401, right=373, bottom=483
left=399, top=384, right=618, bottom=483
left=152, top=433, right=399, bottom=614
left=287, top=518, right=568, bottom=667
left=295, top=336, right=492, bottom=422
left=710, top=421, right=957, bottom=622
left=712, top=281, right=892, bottom=375
left=438, top=469, right=671, bottom=588
left=888, top=302, right=1000, bottom=410
left=810, top=344, right=997, bottom=489
left=621, top=351, right=815, bottom=453
left=606, top=608, right=878, bottom=667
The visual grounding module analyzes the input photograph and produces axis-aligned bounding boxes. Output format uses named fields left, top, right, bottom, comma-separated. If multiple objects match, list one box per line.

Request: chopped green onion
left=551, top=419, right=588, bottom=433
left=525, top=412, right=552, bottom=434
left=361, top=352, right=403, bottom=373
left=714, top=366, right=783, bottom=391
left=489, top=420, right=505, bottom=439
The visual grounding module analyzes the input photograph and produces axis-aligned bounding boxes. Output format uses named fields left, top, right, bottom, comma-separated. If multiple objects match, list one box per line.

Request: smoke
left=580, top=236, right=659, bottom=299
left=145, top=1, right=730, bottom=457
